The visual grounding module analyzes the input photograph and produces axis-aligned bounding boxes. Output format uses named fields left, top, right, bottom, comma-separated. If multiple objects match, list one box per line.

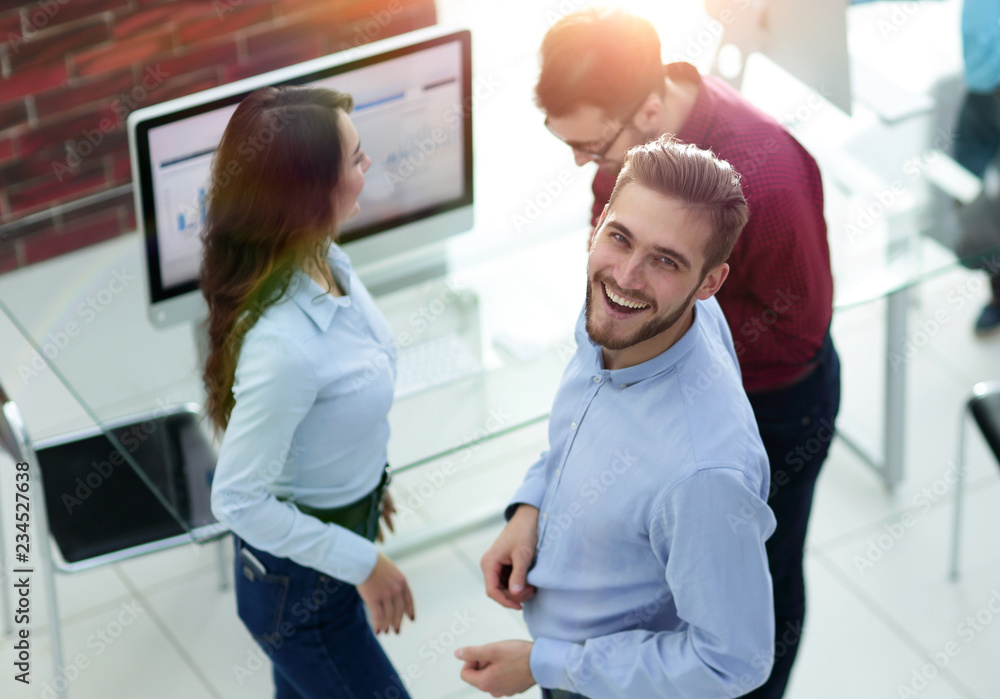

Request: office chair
left=0, top=381, right=228, bottom=699
left=949, top=381, right=1000, bottom=579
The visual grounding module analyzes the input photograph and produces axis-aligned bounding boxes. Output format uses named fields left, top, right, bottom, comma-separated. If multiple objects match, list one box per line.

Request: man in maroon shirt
left=534, top=9, right=841, bottom=698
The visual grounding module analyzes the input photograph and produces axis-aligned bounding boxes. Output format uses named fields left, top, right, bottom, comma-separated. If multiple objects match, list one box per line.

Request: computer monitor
left=705, top=0, right=852, bottom=115
left=127, top=26, right=473, bottom=328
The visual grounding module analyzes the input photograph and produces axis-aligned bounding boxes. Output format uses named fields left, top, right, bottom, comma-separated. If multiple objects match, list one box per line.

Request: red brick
left=67, top=125, right=127, bottom=165
left=0, top=100, right=28, bottom=132
left=244, top=19, right=330, bottom=56
left=8, top=18, right=110, bottom=72
left=73, top=29, right=173, bottom=78
left=178, top=2, right=275, bottom=45
left=0, top=61, right=68, bottom=101
left=122, top=198, right=136, bottom=231
left=0, top=9, right=22, bottom=38
left=15, top=104, right=118, bottom=156
left=0, top=136, right=13, bottom=164
left=225, top=40, right=321, bottom=82
left=7, top=160, right=108, bottom=217
left=0, top=142, right=69, bottom=186
left=110, top=152, right=132, bottom=184
left=0, top=241, right=19, bottom=273
left=280, top=2, right=343, bottom=30
left=21, top=0, right=127, bottom=34
left=138, top=40, right=237, bottom=85
left=113, top=0, right=212, bottom=39
left=33, top=69, right=134, bottom=120
left=23, top=209, right=122, bottom=264
left=277, top=0, right=313, bottom=17
left=330, top=2, right=436, bottom=52
left=144, top=68, right=220, bottom=106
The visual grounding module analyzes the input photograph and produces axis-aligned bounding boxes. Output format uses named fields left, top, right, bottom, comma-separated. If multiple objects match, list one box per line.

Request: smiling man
left=536, top=10, right=842, bottom=697
left=456, top=138, right=776, bottom=699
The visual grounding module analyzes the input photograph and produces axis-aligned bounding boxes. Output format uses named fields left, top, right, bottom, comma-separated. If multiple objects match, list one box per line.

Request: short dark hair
left=535, top=7, right=665, bottom=118
left=608, top=136, right=749, bottom=272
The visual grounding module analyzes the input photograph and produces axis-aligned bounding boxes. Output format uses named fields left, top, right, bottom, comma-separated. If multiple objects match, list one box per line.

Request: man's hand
left=357, top=552, right=415, bottom=634
left=481, top=504, right=539, bottom=609
left=455, top=640, right=535, bottom=697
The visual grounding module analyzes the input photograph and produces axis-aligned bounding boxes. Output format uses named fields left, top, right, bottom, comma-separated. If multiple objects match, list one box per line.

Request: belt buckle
left=378, top=465, right=392, bottom=507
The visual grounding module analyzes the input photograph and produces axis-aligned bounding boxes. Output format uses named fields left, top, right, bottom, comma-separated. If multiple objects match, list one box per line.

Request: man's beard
left=585, top=277, right=698, bottom=351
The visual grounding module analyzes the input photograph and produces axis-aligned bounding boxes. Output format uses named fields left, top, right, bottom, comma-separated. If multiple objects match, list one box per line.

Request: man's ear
left=634, top=92, right=663, bottom=133
left=696, top=262, right=729, bottom=300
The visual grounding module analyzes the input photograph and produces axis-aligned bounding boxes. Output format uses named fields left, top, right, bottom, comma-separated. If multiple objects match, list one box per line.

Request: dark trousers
left=740, top=332, right=841, bottom=699
left=954, top=90, right=1000, bottom=179
left=954, top=90, right=1000, bottom=298
left=233, top=537, right=410, bottom=699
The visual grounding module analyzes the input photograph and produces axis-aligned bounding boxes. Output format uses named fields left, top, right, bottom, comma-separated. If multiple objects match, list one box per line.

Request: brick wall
left=0, top=0, right=437, bottom=272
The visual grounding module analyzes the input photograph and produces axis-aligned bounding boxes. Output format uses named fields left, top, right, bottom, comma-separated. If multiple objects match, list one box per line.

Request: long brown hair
left=200, top=85, right=354, bottom=431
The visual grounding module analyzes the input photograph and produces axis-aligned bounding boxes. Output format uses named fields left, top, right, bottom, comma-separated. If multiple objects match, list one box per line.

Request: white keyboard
left=394, top=333, right=484, bottom=399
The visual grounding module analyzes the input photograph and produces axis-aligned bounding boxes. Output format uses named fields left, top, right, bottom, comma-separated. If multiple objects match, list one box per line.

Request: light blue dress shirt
left=962, top=0, right=1000, bottom=93
left=510, top=296, right=777, bottom=698
left=210, top=243, right=397, bottom=585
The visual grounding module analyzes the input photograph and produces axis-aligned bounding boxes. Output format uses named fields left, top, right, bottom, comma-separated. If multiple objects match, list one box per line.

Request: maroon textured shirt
left=591, top=63, right=833, bottom=392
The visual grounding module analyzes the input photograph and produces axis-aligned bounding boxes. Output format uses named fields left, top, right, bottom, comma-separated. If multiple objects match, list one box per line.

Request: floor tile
left=136, top=566, right=272, bottom=699
left=785, top=555, right=976, bottom=699
left=819, top=481, right=1000, bottom=699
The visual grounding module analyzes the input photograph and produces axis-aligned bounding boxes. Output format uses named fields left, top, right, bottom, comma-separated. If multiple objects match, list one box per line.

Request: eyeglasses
left=545, top=100, right=645, bottom=162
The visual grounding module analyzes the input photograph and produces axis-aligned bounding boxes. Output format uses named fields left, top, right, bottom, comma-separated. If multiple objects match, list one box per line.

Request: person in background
left=953, top=0, right=1000, bottom=335
left=201, top=85, right=414, bottom=699
left=457, top=137, right=776, bottom=699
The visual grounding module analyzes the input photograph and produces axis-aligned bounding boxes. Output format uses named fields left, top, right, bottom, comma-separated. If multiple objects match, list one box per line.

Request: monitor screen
left=128, top=27, right=473, bottom=326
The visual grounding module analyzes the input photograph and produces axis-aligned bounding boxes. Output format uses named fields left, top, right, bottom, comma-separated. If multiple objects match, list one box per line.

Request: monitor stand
left=353, top=240, right=450, bottom=298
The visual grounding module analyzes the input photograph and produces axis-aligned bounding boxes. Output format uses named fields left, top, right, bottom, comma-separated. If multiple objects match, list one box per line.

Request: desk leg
left=835, top=285, right=908, bottom=492
left=883, top=285, right=908, bottom=492
left=31, top=458, right=67, bottom=699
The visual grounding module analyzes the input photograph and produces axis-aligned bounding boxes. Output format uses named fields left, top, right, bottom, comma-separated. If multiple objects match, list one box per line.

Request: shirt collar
left=288, top=243, right=353, bottom=332
left=667, top=62, right=716, bottom=148
left=576, top=300, right=704, bottom=387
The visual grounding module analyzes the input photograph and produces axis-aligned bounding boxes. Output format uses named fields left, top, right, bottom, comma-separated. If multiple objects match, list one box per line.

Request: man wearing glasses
left=531, top=8, right=840, bottom=699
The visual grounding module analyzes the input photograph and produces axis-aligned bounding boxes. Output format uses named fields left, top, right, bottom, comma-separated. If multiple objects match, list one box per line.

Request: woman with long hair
left=202, top=85, right=414, bottom=698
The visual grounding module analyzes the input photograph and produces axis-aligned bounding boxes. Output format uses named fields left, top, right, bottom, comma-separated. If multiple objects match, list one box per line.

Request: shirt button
left=555, top=468, right=562, bottom=477
left=620, top=384, right=627, bottom=388
left=593, top=376, right=601, bottom=383
left=542, top=513, right=548, bottom=520
left=570, top=421, right=578, bottom=430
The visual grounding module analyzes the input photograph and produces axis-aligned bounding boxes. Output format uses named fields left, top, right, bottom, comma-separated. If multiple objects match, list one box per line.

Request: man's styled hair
left=535, top=7, right=665, bottom=118
left=608, top=136, right=749, bottom=272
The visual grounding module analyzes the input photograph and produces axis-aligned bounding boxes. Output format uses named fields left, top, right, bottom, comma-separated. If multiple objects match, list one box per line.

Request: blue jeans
left=739, top=331, right=841, bottom=699
left=544, top=690, right=589, bottom=699
left=233, top=537, right=410, bottom=699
